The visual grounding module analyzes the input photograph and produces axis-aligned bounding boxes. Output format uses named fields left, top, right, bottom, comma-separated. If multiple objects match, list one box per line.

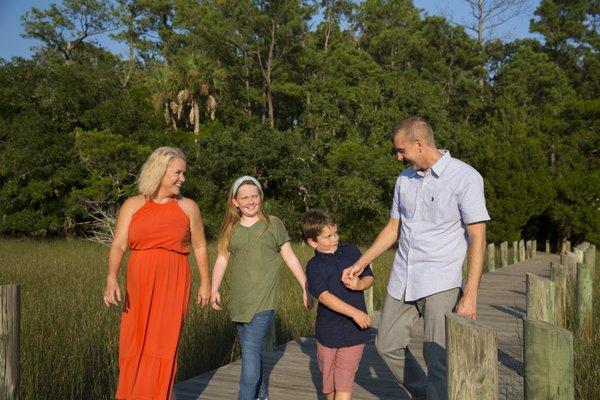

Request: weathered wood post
left=533, top=240, right=537, bottom=255
left=519, top=239, right=526, bottom=262
left=523, top=317, right=574, bottom=400
left=564, top=251, right=578, bottom=293
left=500, top=241, right=508, bottom=268
left=0, top=284, right=19, bottom=400
left=486, top=243, right=495, bottom=272
left=364, top=286, right=374, bottom=317
left=584, top=244, right=596, bottom=271
left=526, top=273, right=556, bottom=324
left=550, top=263, right=567, bottom=328
left=526, top=240, right=533, bottom=259
left=577, top=264, right=593, bottom=336
left=512, top=241, right=518, bottom=264
left=545, top=240, right=550, bottom=253
left=574, top=248, right=584, bottom=264
left=566, top=240, right=571, bottom=253
left=446, top=314, right=498, bottom=400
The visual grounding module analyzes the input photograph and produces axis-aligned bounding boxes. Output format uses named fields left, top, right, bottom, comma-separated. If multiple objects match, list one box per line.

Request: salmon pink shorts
left=316, top=341, right=365, bottom=394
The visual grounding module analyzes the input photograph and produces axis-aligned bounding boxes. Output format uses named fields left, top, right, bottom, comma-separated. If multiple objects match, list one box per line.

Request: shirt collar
left=430, top=149, right=451, bottom=177
left=407, top=150, right=452, bottom=178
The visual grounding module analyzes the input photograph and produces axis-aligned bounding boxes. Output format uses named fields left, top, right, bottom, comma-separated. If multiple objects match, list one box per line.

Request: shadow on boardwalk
left=175, top=253, right=558, bottom=400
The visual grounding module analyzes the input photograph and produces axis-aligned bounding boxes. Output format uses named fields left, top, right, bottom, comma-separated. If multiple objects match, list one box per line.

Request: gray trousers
left=375, top=288, right=461, bottom=400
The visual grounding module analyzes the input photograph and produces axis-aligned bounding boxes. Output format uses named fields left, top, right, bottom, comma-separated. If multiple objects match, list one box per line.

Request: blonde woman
left=210, top=176, right=311, bottom=400
left=103, top=146, right=211, bottom=400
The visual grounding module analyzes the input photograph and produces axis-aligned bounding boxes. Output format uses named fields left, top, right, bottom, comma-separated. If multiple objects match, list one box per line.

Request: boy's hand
left=344, top=275, right=363, bottom=291
left=352, top=310, right=372, bottom=329
left=342, top=263, right=365, bottom=285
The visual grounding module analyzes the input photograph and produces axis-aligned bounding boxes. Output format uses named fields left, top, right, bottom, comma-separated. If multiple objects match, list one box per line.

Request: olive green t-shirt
left=228, top=216, right=291, bottom=323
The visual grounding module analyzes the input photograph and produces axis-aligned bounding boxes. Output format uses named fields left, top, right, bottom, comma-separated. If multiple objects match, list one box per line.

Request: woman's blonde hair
left=217, top=178, right=269, bottom=256
left=137, top=146, right=186, bottom=197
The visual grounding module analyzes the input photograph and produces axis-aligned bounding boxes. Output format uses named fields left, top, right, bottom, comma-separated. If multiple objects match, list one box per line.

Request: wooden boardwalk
left=175, top=252, right=558, bottom=400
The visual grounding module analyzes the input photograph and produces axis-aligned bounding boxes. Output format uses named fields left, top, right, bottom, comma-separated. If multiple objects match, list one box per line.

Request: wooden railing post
left=584, top=244, right=596, bottom=271
left=519, top=240, right=526, bottom=262
left=512, top=241, right=518, bottom=264
left=545, top=240, right=550, bottom=253
left=446, top=314, right=498, bottom=400
left=576, top=263, right=593, bottom=336
left=533, top=240, right=537, bottom=255
left=526, top=240, right=533, bottom=259
left=0, top=284, right=20, bottom=400
left=574, top=248, right=584, bottom=264
left=486, top=243, right=495, bottom=272
left=550, top=263, right=567, bottom=328
left=526, top=273, right=556, bottom=325
left=523, top=317, right=574, bottom=400
left=500, top=242, right=508, bottom=268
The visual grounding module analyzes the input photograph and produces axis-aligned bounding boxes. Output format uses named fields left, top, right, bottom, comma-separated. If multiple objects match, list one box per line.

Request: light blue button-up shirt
left=388, top=150, right=490, bottom=301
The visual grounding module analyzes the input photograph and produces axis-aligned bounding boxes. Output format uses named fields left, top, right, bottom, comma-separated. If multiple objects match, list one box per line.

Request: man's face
left=392, top=134, right=420, bottom=169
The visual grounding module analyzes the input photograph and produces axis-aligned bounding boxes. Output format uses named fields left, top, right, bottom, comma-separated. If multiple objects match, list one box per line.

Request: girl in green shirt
left=210, top=175, right=311, bottom=400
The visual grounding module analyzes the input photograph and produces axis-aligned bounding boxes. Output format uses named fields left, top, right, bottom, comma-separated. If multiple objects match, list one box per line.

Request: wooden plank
left=446, top=314, right=498, bottom=400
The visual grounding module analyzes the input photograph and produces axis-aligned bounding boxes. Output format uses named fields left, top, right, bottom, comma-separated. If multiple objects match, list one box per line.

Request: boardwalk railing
left=0, top=284, right=20, bottom=400
left=448, top=238, right=595, bottom=399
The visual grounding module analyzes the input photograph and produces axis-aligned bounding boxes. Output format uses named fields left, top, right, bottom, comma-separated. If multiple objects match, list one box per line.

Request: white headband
left=230, top=175, right=263, bottom=197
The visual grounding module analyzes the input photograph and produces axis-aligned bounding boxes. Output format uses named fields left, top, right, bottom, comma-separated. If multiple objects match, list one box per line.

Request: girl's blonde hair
left=218, top=178, right=269, bottom=255
left=137, top=146, right=186, bottom=197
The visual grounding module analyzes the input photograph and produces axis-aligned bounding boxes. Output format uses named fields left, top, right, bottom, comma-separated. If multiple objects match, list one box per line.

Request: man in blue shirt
left=342, top=116, right=489, bottom=400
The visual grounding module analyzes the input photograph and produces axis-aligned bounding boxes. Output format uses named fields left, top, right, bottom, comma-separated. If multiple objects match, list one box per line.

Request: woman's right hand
left=103, top=276, right=121, bottom=307
left=210, top=291, right=222, bottom=311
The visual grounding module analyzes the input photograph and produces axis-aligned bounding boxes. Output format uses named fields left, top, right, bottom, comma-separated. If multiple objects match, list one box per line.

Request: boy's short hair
left=300, top=210, right=336, bottom=240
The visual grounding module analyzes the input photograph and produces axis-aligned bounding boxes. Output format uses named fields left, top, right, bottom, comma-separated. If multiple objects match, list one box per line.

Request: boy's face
left=308, top=224, right=339, bottom=254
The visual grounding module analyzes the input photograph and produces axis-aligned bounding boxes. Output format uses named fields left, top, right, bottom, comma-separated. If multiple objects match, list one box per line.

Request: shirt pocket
left=399, top=183, right=417, bottom=219
left=428, top=188, right=460, bottom=223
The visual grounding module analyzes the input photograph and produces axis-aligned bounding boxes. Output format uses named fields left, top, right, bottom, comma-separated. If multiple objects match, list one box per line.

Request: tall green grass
left=0, top=239, right=393, bottom=399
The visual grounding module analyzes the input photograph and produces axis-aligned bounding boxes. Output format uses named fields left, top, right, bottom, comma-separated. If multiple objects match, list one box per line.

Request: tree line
left=0, top=0, right=598, bottom=246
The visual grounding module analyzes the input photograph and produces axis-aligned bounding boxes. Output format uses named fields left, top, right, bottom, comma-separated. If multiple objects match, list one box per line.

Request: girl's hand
left=303, top=289, right=313, bottom=310
left=210, top=291, right=222, bottom=311
left=352, top=310, right=372, bottom=330
left=197, top=282, right=211, bottom=307
left=103, top=277, right=121, bottom=307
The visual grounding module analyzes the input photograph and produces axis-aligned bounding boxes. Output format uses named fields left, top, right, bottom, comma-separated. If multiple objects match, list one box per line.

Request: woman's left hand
left=197, top=283, right=211, bottom=307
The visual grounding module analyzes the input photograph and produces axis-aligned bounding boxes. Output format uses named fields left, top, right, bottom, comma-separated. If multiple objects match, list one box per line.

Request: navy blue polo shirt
left=306, top=243, right=374, bottom=348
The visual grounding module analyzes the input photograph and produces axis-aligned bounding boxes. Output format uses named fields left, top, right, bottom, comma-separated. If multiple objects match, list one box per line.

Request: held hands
left=344, top=275, right=363, bottom=291
left=341, top=263, right=365, bottom=289
left=352, top=309, right=372, bottom=330
left=197, top=283, right=211, bottom=307
left=103, top=277, right=121, bottom=307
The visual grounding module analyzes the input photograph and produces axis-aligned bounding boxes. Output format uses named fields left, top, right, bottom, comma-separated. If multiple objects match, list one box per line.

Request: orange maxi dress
left=115, top=199, right=191, bottom=400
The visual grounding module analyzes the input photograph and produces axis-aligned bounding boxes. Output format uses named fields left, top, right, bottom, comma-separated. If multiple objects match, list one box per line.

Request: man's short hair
left=300, top=210, right=336, bottom=240
left=389, top=116, right=436, bottom=146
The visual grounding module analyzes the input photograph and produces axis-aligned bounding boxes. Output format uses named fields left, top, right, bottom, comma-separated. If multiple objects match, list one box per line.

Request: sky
left=0, top=0, right=541, bottom=60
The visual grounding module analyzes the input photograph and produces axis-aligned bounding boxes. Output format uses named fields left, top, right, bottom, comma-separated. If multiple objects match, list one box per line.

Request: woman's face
left=158, top=157, right=186, bottom=197
left=232, top=183, right=262, bottom=218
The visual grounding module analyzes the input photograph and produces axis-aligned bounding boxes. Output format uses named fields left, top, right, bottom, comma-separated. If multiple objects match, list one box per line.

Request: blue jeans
left=236, top=310, right=275, bottom=400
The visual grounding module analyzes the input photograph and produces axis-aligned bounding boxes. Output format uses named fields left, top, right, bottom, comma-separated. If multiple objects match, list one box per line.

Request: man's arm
left=342, top=218, right=399, bottom=283
left=456, top=221, right=486, bottom=319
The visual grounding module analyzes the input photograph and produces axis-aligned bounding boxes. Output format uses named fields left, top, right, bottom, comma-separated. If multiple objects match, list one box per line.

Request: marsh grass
left=0, top=239, right=393, bottom=399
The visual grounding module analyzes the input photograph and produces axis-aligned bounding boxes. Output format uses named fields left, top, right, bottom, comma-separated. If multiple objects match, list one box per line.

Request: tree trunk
left=192, top=97, right=200, bottom=134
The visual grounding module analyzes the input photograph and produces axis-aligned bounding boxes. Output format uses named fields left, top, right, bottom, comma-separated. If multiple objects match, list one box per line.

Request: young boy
left=300, top=210, right=374, bottom=400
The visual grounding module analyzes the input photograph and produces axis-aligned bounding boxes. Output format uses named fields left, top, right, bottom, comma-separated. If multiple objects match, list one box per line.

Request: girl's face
left=232, top=183, right=262, bottom=218
left=158, top=157, right=186, bottom=197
